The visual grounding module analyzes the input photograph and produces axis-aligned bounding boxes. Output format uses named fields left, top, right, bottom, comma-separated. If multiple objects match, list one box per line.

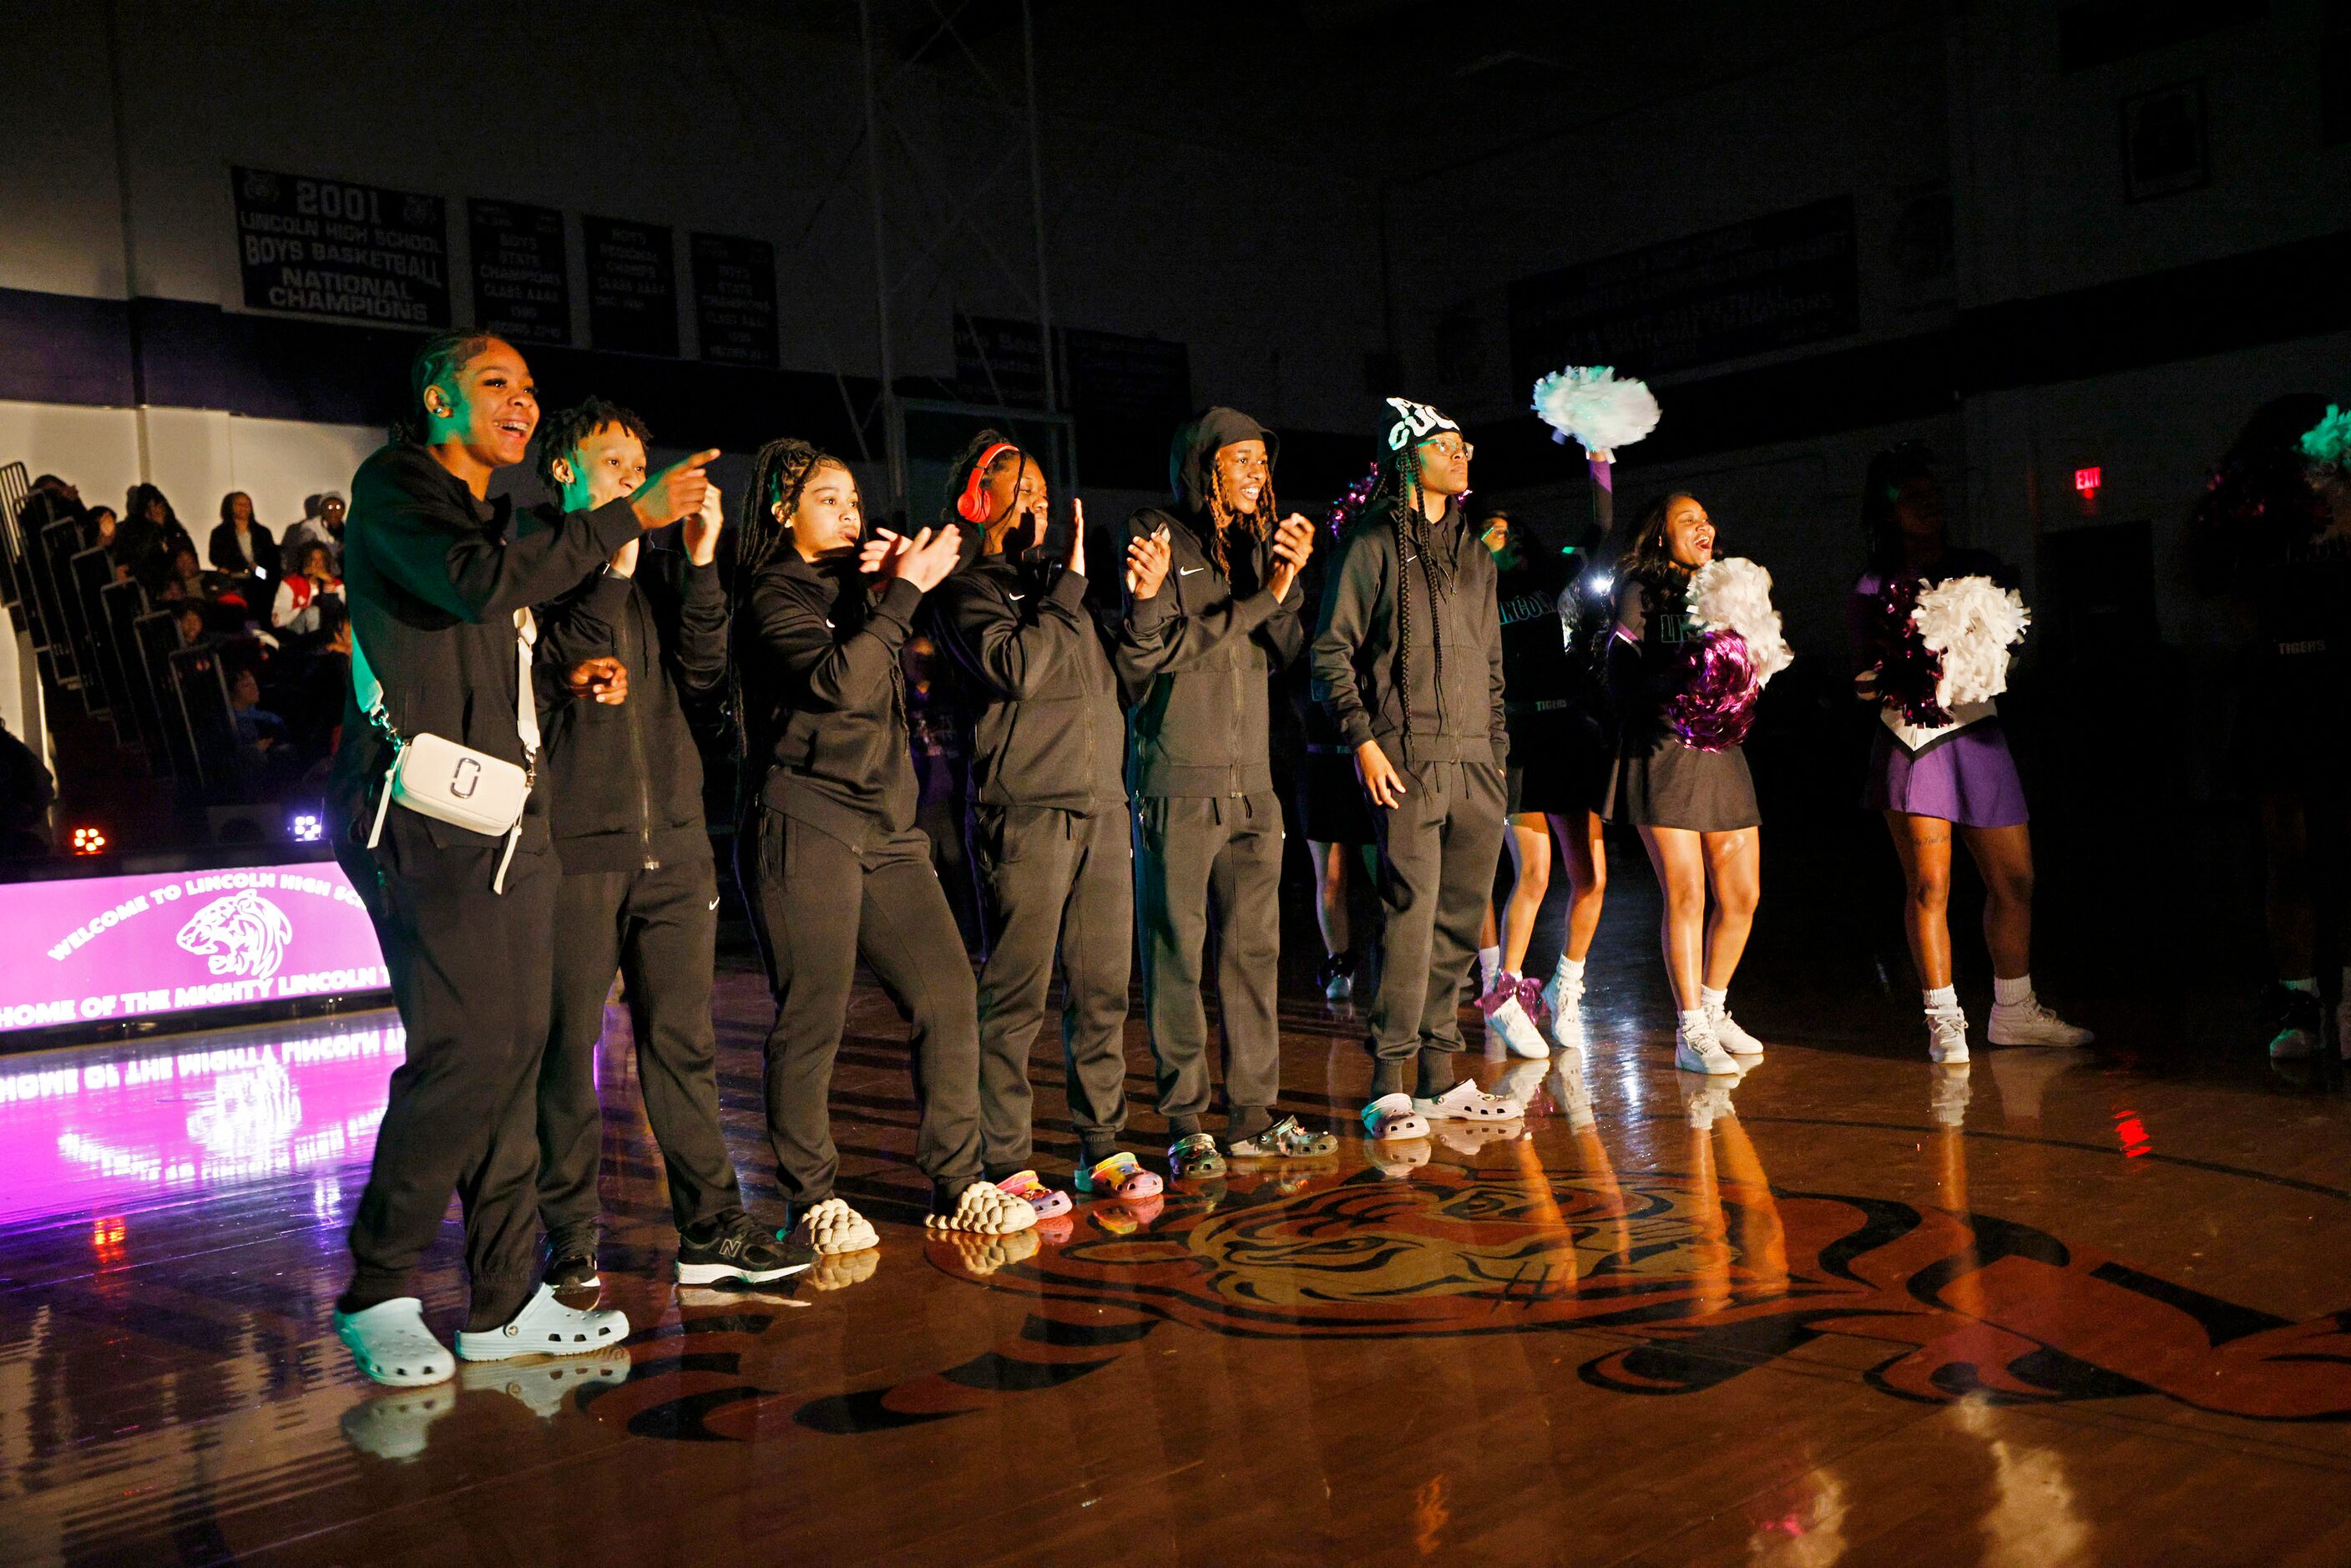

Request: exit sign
left=2075, top=466, right=2102, bottom=493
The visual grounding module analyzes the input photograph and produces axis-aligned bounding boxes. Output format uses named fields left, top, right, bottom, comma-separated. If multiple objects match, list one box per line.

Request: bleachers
left=2, top=462, right=320, bottom=841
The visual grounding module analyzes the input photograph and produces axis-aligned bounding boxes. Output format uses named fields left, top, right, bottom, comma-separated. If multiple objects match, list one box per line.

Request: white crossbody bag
left=351, top=609, right=540, bottom=893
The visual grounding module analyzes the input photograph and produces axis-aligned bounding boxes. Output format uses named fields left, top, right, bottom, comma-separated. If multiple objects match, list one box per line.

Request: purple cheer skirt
left=1863, top=720, right=2029, bottom=827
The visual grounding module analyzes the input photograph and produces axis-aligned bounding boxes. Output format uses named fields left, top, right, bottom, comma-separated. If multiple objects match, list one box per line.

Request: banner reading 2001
left=233, top=166, right=451, bottom=326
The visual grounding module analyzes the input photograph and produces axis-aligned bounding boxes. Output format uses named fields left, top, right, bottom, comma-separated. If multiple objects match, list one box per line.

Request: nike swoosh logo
left=707, top=897, right=720, bottom=910
left=1180, top=567, right=1203, bottom=576
left=1008, top=593, right=1026, bottom=601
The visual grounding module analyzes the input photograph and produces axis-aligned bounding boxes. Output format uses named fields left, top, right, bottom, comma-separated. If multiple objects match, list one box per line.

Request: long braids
left=1203, top=465, right=1278, bottom=584
left=729, top=437, right=832, bottom=817
left=1371, top=447, right=1451, bottom=734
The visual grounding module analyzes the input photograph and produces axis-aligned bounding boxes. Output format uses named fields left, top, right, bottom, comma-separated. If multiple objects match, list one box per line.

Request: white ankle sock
left=1478, top=945, right=1501, bottom=981
left=1924, top=984, right=1958, bottom=1012
left=1699, top=984, right=1728, bottom=1013
left=1678, top=1008, right=1708, bottom=1034
left=1992, top=974, right=2033, bottom=1007
left=1555, top=955, right=1585, bottom=984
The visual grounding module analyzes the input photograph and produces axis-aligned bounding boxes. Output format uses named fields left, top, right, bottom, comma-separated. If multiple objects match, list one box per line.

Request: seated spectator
left=0, top=715, right=55, bottom=860
left=271, top=540, right=344, bottom=636
left=171, top=602, right=214, bottom=650
left=120, top=483, right=197, bottom=591
left=284, top=491, right=346, bottom=572
left=208, top=490, right=282, bottom=579
left=227, top=665, right=294, bottom=801
left=85, top=505, right=118, bottom=551
left=17, top=473, right=87, bottom=536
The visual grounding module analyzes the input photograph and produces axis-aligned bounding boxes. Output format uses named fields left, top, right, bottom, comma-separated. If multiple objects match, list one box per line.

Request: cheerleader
left=1851, top=444, right=2091, bottom=1063
left=732, top=439, right=1034, bottom=1248
left=1474, top=504, right=1611, bottom=1052
left=1600, top=493, right=1766, bottom=1076
left=1313, top=398, right=1522, bottom=1134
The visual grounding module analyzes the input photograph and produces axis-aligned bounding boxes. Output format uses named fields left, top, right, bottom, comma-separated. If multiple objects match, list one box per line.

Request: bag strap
left=347, top=611, right=542, bottom=854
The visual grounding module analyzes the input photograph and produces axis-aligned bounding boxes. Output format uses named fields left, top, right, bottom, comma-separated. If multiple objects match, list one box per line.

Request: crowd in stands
left=8, top=474, right=356, bottom=850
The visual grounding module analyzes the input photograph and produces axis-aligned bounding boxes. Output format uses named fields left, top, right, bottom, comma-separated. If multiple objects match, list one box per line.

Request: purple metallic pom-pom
left=1665, top=629, right=1762, bottom=751
left=1870, top=578, right=1951, bottom=726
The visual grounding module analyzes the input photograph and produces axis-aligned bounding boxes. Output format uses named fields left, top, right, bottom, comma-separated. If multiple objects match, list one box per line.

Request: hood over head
left=1169, top=406, right=1279, bottom=511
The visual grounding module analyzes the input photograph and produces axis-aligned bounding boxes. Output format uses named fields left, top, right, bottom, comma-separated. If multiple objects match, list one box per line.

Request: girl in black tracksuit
left=928, top=433, right=1136, bottom=1191
left=1312, top=399, right=1519, bottom=1124
left=1115, top=407, right=1314, bottom=1171
left=732, top=438, right=1027, bottom=1243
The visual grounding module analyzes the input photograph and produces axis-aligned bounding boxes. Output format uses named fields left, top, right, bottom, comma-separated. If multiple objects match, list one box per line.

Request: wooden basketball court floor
left=5, top=898, right=2351, bottom=1565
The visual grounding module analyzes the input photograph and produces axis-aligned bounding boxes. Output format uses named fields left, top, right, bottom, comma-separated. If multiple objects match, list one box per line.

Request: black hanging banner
left=468, top=200, right=570, bottom=346
left=691, top=233, right=779, bottom=368
left=584, top=215, right=678, bottom=357
left=952, top=315, right=1049, bottom=409
left=232, top=166, right=450, bottom=326
left=1508, top=195, right=1859, bottom=389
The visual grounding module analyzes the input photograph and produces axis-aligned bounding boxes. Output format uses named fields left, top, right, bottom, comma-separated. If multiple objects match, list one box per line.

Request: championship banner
left=469, top=198, right=572, bottom=345
left=1, top=860, right=390, bottom=1034
left=232, top=166, right=451, bottom=326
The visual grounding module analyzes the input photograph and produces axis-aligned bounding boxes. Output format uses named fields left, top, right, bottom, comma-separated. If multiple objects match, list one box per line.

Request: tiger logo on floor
left=580, top=1161, right=2351, bottom=1443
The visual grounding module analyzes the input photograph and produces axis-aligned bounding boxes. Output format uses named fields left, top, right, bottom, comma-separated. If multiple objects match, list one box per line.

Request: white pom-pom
left=1912, top=575, right=2030, bottom=710
left=1531, top=366, right=1661, bottom=453
left=1686, top=557, right=1793, bottom=686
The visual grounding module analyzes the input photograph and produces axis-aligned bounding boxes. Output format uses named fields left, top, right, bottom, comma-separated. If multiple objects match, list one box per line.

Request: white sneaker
left=1706, top=1004, right=1764, bottom=1057
left=1541, top=970, right=1586, bottom=1049
left=1926, top=1009, right=1969, bottom=1064
left=454, top=1284, right=629, bottom=1363
left=336, top=1297, right=454, bottom=1387
left=1675, top=1015, right=1740, bottom=1076
left=1479, top=984, right=1550, bottom=1060
left=1986, top=997, right=2093, bottom=1047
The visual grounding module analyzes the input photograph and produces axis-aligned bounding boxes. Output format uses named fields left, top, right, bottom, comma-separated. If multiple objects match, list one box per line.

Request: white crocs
left=454, top=1285, right=629, bottom=1363
left=791, top=1197, right=880, bottom=1255
left=925, top=1181, right=1040, bottom=1236
left=1413, top=1079, right=1524, bottom=1123
left=1361, top=1091, right=1430, bottom=1141
left=335, top=1297, right=454, bottom=1387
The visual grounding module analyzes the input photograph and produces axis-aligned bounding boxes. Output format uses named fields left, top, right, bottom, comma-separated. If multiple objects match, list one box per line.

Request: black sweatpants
left=971, top=803, right=1131, bottom=1176
left=738, top=807, right=984, bottom=1208
left=335, top=808, right=554, bottom=1331
left=1367, top=759, right=1508, bottom=1099
left=1133, top=791, right=1282, bottom=1134
left=537, top=852, right=744, bottom=1253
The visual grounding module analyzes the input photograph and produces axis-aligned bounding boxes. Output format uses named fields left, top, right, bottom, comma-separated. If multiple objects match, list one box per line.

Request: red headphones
left=956, top=442, right=1020, bottom=524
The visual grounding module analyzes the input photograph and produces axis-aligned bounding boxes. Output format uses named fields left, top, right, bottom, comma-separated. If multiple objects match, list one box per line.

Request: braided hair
left=729, top=437, right=841, bottom=808
left=1202, top=462, right=1279, bottom=583
left=391, top=327, right=499, bottom=444
left=1365, top=444, right=1454, bottom=734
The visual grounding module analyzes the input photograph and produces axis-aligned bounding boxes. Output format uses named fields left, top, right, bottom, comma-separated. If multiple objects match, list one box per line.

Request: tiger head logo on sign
left=175, top=890, right=294, bottom=981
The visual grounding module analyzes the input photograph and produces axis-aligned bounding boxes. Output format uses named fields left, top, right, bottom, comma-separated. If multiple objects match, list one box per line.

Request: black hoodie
left=331, top=443, right=642, bottom=847
left=929, top=546, right=1125, bottom=812
left=1311, top=494, right=1508, bottom=771
left=1115, top=407, right=1307, bottom=798
left=530, top=514, right=727, bottom=873
left=740, top=551, right=927, bottom=849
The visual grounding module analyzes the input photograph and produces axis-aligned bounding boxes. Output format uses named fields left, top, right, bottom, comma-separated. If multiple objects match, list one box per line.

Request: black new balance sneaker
left=675, top=1216, right=813, bottom=1286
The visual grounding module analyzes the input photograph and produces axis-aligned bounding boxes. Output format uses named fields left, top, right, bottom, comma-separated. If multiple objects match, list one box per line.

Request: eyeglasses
left=1421, top=438, right=1474, bottom=460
